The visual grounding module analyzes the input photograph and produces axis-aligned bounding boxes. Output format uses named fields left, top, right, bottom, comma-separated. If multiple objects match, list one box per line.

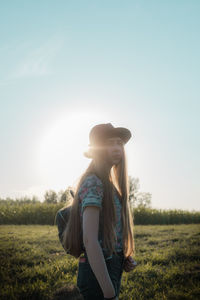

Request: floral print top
left=78, top=174, right=123, bottom=253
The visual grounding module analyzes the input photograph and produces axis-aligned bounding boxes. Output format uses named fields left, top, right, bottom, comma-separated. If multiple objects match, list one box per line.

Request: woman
left=62, top=123, right=137, bottom=300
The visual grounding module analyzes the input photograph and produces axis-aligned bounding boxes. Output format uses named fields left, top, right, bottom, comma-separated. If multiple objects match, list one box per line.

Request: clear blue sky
left=0, top=1, right=199, bottom=211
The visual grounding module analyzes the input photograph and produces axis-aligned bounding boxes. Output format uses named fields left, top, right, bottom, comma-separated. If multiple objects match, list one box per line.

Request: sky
left=0, top=0, right=199, bottom=211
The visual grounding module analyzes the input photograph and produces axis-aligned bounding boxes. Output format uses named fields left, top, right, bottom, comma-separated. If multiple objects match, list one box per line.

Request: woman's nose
left=113, top=145, right=121, bottom=154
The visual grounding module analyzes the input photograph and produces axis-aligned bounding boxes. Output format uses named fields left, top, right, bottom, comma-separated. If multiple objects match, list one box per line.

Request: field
left=0, top=224, right=200, bottom=300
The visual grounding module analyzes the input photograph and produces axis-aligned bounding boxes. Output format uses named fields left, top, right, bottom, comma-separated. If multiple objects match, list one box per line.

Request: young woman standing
left=62, top=123, right=137, bottom=300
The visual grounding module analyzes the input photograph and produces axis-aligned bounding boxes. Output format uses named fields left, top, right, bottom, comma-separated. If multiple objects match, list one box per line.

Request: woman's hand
left=123, top=256, right=137, bottom=273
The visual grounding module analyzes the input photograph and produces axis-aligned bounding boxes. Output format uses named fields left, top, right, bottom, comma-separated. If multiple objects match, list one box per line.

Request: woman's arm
left=83, top=206, right=116, bottom=299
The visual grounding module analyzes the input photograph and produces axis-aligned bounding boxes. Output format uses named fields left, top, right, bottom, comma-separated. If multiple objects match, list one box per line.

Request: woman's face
left=104, top=136, right=124, bottom=166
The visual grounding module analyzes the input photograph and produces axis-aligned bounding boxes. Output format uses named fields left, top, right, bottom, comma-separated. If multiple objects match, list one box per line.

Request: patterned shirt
left=78, top=174, right=123, bottom=253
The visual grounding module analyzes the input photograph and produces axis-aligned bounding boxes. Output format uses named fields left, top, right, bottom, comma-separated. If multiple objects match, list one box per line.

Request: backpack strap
left=58, top=210, right=67, bottom=225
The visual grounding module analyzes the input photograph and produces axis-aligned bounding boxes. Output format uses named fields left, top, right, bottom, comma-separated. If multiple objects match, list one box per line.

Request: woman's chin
left=113, top=159, right=121, bottom=165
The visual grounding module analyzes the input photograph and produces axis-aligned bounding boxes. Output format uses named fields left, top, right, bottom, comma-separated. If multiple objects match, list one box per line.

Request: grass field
left=0, top=224, right=200, bottom=300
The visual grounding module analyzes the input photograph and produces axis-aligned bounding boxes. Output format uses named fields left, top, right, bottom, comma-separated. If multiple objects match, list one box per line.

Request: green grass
left=0, top=224, right=200, bottom=300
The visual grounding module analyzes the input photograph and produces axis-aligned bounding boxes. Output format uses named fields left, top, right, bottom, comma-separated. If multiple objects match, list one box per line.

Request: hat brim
left=106, top=127, right=132, bottom=144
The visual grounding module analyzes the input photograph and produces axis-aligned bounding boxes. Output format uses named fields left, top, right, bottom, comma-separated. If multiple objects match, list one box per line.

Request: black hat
left=84, top=123, right=132, bottom=158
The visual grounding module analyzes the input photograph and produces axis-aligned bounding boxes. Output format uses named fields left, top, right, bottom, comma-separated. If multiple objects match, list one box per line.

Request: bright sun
left=36, top=110, right=113, bottom=193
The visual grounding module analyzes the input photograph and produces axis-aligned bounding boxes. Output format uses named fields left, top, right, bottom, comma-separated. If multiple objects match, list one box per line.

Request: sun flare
left=36, top=110, right=113, bottom=192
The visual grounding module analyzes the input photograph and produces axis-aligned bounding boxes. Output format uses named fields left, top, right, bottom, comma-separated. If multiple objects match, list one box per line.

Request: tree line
left=0, top=176, right=199, bottom=225
left=0, top=176, right=152, bottom=208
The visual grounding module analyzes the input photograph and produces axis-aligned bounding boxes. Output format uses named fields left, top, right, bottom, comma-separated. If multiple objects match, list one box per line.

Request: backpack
left=55, top=188, right=105, bottom=257
left=55, top=190, right=75, bottom=255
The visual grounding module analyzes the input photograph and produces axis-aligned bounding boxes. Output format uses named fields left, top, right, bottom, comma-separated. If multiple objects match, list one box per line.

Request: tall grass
left=0, top=202, right=199, bottom=225
left=133, top=206, right=200, bottom=225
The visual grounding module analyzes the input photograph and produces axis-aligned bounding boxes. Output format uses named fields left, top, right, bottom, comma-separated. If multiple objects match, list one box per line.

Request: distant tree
left=44, top=190, right=58, bottom=204
left=128, top=175, right=152, bottom=210
left=60, top=192, right=67, bottom=203
left=135, top=191, right=152, bottom=208
left=31, top=195, right=40, bottom=203
left=15, top=196, right=33, bottom=204
left=58, top=186, right=75, bottom=204
left=58, top=190, right=68, bottom=204
left=57, top=190, right=66, bottom=203
left=128, top=176, right=140, bottom=206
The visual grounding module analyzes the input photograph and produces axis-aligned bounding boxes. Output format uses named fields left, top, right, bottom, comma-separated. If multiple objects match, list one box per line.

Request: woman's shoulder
left=78, top=173, right=104, bottom=201
left=80, top=173, right=103, bottom=188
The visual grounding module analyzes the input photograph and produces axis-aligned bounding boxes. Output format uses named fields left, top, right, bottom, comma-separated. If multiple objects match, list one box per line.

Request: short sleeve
left=78, top=174, right=104, bottom=215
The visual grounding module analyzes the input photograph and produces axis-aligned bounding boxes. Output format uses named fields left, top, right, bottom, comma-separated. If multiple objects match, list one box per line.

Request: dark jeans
left=77, top=250, right=125, bottom=300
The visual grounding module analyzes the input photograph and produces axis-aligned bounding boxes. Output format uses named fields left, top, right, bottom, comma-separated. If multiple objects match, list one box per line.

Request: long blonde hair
left=62, top=143, right=135, bottom=259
